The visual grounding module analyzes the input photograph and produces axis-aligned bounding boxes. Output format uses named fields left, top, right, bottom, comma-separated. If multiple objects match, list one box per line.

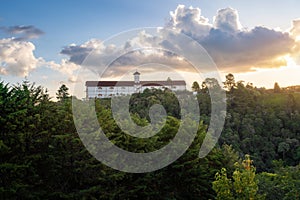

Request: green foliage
left=0, top=82, right=230, bottom=199
left=257, top=162, right=300, bottom=200
left=0, top=76, right=299, bottom=199
left=213, top=168, right=234, bottom=200
left=213, top=155, right=265, bottom=200
left=129, top=88, right=181, bottom=119
left=220, top=77, right=300, bottom=171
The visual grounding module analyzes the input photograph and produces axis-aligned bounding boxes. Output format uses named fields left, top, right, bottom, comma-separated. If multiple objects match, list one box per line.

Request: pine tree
left=56, top=84, right=70, bottom=101
left=274, top=82, right=281, bottom=93
left=192, top=81, right=200, bottom=92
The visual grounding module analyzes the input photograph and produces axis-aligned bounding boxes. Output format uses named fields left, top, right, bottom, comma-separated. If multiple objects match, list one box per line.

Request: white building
left=86, top=71, right=186, bottom=99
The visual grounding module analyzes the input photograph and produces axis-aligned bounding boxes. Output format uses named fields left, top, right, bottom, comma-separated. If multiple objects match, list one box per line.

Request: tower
left=133, top=71, right=140, bottom=84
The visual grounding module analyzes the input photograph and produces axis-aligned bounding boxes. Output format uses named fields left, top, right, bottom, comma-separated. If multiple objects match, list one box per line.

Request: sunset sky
left=1, top=0, right=300, bottom=98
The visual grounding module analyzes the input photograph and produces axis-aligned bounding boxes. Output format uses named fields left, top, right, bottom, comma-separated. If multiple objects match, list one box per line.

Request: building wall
left=86, top=84, right=186, bottom=99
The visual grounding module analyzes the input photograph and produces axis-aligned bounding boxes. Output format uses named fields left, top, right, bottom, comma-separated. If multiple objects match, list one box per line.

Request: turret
left=133, top=71, right=140, bottom=84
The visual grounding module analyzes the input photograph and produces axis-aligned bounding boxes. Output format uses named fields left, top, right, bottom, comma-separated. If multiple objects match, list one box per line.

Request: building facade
left=85, top=71, right=186, bottom=99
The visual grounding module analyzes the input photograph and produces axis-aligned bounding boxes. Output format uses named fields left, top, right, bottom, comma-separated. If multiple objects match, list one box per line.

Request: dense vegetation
left=0, top=74, right=299, bottom=199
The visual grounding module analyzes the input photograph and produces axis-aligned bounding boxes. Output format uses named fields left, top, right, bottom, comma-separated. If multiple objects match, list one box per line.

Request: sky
left=1, top=0, right=300, bottom=99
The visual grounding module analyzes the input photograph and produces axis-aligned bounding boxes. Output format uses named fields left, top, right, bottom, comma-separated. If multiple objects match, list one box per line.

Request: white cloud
left=60, top=32, right=198, bottom=78
left=201, top=27, right=294, bottom=72
left=0, top=38, right=43, bottom=76
left=47, top=59, right=81, bottom=83
left=3, top=6, right=299, bottom=81
left=290, top=19, right=300, bottom=40
left=213, top=7, right=242, bottom=33
left=289, top=19, right=300, bottom=64
left=0, top=37, right=81, bottom=82
left=166, top=5, right=296, bottom=72
left=62, top=5, right=296, bottom=75
left=166, top=5, right=212, bottom=40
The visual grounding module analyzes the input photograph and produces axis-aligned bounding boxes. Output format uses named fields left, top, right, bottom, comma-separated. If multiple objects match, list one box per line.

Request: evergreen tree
left=274, top=82, right=281, bottom=93
left=223, top=73, right=236, bottom=91
left=192, top=81, right=200, bottom=92
left=56, top=84, right=70, bottom=101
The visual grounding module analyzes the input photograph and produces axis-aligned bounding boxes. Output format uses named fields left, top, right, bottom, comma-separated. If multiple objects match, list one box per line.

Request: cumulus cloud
left=60, top=34, right=190, bottom=78
left=60, top=45, right=92, bottom=65
left=2, top=6, right=300, bottom=82
left=289, top=19, right=300, bottom=64
left=0, top=24, right=82, bottom=82
left=166, top=5, right=212, bottom=40
left=290, top=19, right=300, bottom=40
left=48, top=59, right=81, bottom=83
left=213, top=7, right=242, bottom=33
left=60, top=39, right=104, bottom=65
left=60, top=39, right=118, bottom=71
left=59, top=5, right=300, bottom=77
left=166, top=5, right=296, bottom=72
left=1, top=25, right=44, bottom=41
left=0, top=38, right=43, bottom=76
left=0, top=36, right=80, bottom=82
left=0, top=25, right=50, bottom=77
left=201, top=27, right=294, bottom=71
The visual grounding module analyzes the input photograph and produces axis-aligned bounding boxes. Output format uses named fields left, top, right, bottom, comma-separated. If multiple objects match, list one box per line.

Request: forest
left=0, top=74, right=299, bottom=199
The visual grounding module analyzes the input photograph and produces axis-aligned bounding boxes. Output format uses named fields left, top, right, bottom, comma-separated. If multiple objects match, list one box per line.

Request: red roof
left=85, top=80, right=186, bottom=87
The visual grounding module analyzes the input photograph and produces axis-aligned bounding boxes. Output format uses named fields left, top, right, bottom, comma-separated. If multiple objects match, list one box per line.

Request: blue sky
left=1, top=0, right=300, bottom=98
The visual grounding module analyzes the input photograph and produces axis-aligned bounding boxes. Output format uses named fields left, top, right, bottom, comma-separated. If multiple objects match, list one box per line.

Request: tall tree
left=204, top=78, right=221, bottom=90
left=191, top=81, right=200, bottom=92
left=201, top=81, right=208, bottom=93
left=56, top=84, right=70, bottom=101
left=223, top=73, right=236, bottom=91
left=274, top=82, right=281, bottom=93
